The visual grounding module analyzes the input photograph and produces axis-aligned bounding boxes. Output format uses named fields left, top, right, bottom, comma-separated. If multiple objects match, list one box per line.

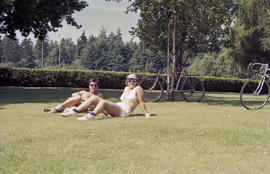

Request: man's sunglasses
left=128, top=79, right=137, bottom=83
left=90, top=84, right=98, bottom=87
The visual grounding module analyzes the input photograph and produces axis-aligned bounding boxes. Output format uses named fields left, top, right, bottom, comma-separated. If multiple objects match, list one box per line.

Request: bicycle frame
left=140, top=63, right=205, bottom=102
left=254, top=75, right=266, bottom=95
left=152, top=65, right=189, bottom=93
left=250, top=63, right=270, bottom=95
left=240, top=62, right=270, bottom=110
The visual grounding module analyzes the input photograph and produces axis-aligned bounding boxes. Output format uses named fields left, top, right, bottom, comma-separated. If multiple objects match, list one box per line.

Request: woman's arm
left=136, top=86, right=149, bottom=115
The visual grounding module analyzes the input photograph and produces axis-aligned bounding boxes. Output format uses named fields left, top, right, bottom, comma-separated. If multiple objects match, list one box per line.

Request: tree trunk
left=166, top=15, right=172, bottom=101
left=170, top=14, right=177, bottom=100
left=58, top=36, right=61, bottom=68
left=41, top=40, right=44, bottom=68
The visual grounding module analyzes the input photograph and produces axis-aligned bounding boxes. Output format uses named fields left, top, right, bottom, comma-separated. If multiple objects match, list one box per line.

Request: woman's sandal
left=44, top=107, right=59, bottom=113
left=44, top=107, right=51, bottom=112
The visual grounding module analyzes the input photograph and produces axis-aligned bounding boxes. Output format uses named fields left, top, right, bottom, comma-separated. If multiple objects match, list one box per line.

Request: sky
left=18, top=0, right=140, bottom=43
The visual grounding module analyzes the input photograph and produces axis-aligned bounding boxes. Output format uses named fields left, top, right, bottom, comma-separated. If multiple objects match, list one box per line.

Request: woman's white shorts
left=117, top=102, right=131, bottom=117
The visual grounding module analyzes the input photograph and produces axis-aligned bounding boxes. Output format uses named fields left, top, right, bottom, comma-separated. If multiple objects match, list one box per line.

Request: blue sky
left=46, top=0, right=140, bottom=43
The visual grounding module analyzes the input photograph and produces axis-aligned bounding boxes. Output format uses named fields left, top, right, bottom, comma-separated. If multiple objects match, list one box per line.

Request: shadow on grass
left=130, top=113, right=157, bottom=117
left=150, top=92, right=244, bottom=107
left=2, top=87, right=268, bottom=109
left=202, top=93, right=242, bottom=107
left=0, top=87, right=122, bottom=109
left=95, top=113, right=157, bottom=121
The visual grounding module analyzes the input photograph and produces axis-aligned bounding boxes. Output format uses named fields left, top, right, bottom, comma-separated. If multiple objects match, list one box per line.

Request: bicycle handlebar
left=248, top=62, right=269, bottom=73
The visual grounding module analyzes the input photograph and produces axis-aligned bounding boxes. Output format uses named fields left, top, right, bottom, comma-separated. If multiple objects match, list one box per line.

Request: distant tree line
left=0, top=25, right=267, bottom=79
left=0, top=28, right=166, bottom=73
left=1, top=0, right=269, bottom=80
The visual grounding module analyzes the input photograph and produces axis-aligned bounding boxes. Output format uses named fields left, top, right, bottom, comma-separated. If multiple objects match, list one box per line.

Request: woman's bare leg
left=92, top=99, right=123, bottom=117
left=75, top=95, right=101, bottom=112
left=78, top=99, right=123, bottom=120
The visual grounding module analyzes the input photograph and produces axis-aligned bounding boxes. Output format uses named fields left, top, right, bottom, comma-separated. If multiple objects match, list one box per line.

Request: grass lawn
left=0, top=87, right=269, bottom=174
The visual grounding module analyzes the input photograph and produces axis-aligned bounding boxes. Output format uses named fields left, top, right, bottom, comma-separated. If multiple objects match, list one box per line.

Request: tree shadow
left=149, top=92, right=244, bottom=107
left=94, top=113, right=158, bottom=121
left=202, top=93, right=242, bottom=107
left=2, top=87, right=268, bottom=110
left=0, top=87, right=122, bottom=109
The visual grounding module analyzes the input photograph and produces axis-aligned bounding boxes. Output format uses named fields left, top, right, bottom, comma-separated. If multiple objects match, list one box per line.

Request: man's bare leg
left=61, top=95, right=102, bottom=117
left=44, top=96, right=82, bottom=113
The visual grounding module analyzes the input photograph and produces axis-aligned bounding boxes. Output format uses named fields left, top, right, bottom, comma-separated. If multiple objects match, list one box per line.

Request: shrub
left=0, top=68, right=246, bottom=92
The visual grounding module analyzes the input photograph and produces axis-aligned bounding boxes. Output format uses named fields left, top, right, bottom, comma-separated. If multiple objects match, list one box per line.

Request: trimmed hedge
left=0, top=68, right=132, bottom=89
left=199, top=76, right=245, bottom=93
left=0, top=68, right=246, bottom=92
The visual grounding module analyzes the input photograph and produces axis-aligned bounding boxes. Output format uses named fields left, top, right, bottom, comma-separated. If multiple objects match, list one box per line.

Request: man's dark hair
left=89, top=78, right=99, bottom=85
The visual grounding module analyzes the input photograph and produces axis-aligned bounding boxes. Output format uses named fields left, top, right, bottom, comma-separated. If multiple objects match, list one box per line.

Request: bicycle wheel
left=139, top=76, right=163, bottom=102
left=181, top=77, right=205, bottom=102
left=240, top=77, right=270, bottom=110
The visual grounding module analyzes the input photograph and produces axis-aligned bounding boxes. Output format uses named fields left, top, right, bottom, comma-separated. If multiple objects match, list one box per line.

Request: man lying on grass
left=44, top=78, right=103, bottom=114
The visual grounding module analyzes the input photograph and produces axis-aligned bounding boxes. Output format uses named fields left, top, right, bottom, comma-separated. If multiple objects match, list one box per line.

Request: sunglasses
left=90, top=84, right=97, bottom=87
left=128, top=79, right=137, bottom=83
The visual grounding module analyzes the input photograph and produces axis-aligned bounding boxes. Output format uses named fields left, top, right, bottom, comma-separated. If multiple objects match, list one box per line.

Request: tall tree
left=0, top=39, right=2, bottom=63
left=0, top=0, right=88, bottom=40
left=129, top=42, right=165, bottom=72
left=75, top=31, right=87, bottom=59
left=44, top=40, right=60, bottom=67
left=0, top=36, right=21, bottom=65
left=33, top=38, right=49, bottom=68
left=60, top=38, right=76, bottom=65
left=128, top=48, right=146, bottom=72
left=107, top=29, right=128, bottom=71
left=19, top=38, right=36, bottom=68
left=230, top=0, right=270, bottom=68
left=46, top=46, right=59, bottom=67
left=127, top=0, right=236, bottom=98
left=81, top=29, right=109, bottom=70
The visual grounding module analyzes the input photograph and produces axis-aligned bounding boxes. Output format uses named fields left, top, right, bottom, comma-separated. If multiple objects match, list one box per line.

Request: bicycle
left=139, top=63, right=205, bottom=102
left=240, top=62, right=270, bottom=110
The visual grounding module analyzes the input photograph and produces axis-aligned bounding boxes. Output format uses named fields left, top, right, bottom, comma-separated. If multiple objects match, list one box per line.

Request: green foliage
left=0, top=68, right=129, bottom=89
left=60, top=38, right=76, bottom=65
left=75, top=31, right=87, bottom=59
left=200, top=76, right=245, bottom=92
left=188, top=49, right=248, bottom=78
left=18, top=38, right=36, bottom=68
left=0, top=35, right=21, bottom=65
left=46, top=47, right=59, bottom=67
left=128, top=0, right=237, bottom=57
left=0, top=68, right=248, bottom=92
left=230, top=0, right=270, bottom=67
left=33, top=38, right=50, bottom=68
left=0, top=0, right=88, bottom=39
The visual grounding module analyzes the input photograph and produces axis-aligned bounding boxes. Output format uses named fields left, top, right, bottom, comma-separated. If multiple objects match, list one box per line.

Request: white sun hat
left=127, top=74, right=138, bottom=79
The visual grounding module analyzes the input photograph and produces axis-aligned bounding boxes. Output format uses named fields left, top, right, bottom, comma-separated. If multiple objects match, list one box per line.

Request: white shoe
left=61, top=110, right=77, bottom=117
left=77, top=113, right=95, bottom=121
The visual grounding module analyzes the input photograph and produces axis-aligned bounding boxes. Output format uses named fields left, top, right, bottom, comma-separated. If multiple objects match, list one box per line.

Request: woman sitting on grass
left=61, top=74, right=150, bottom=120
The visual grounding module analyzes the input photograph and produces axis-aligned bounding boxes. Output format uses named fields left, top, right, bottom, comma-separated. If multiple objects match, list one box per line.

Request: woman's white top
left=120, top=86, right=139, bottom=104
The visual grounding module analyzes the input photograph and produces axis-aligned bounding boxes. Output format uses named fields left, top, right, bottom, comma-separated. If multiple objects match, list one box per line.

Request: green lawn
left=0, top=87, right=269, bottom=174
